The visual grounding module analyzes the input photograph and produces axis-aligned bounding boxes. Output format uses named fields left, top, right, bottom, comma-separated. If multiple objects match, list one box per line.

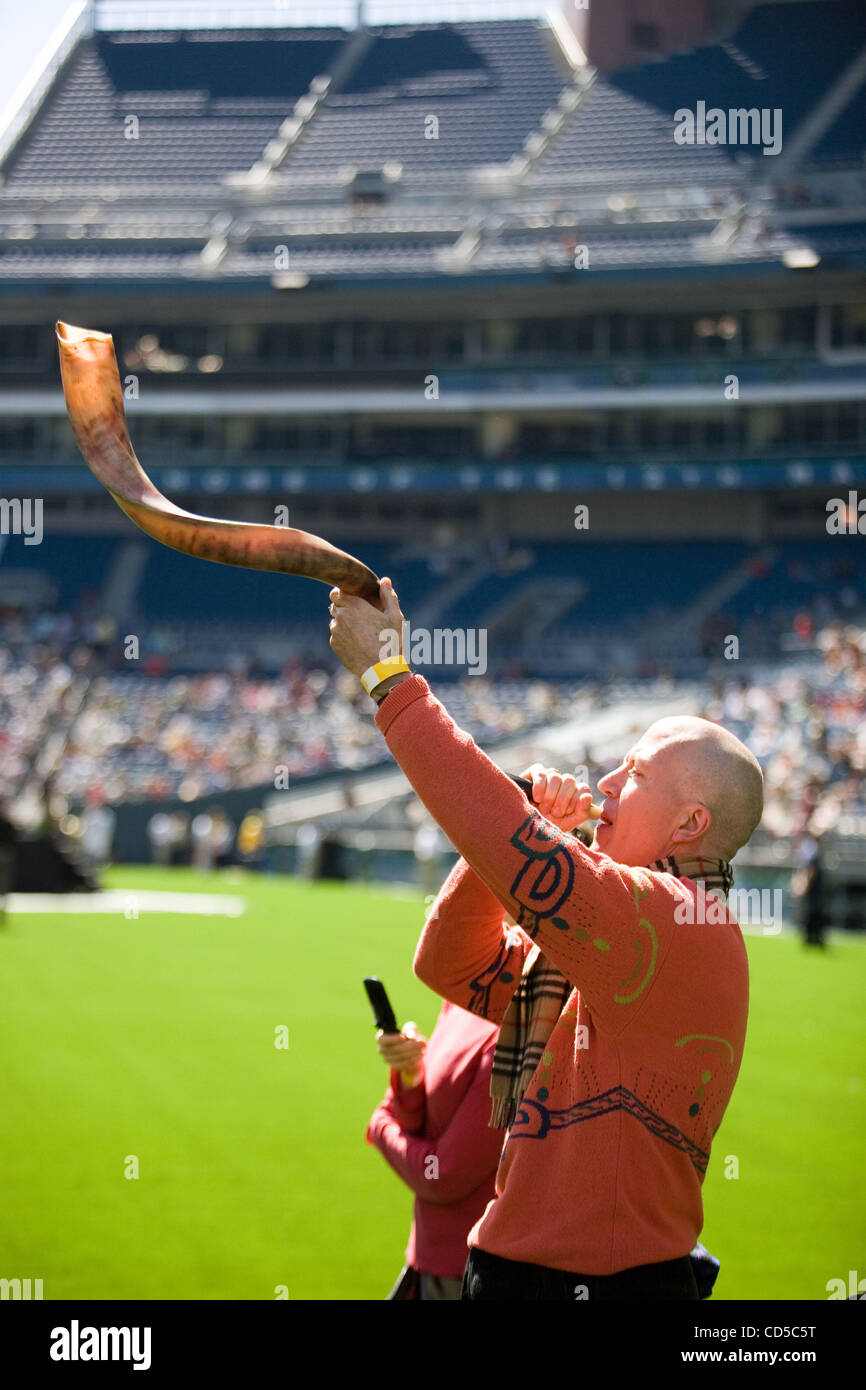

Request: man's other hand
left=521, top=763, right=594, bottom=833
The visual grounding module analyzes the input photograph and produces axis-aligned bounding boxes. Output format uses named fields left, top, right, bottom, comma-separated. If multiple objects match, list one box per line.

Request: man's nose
left=597, top=766, right=624, bottom=796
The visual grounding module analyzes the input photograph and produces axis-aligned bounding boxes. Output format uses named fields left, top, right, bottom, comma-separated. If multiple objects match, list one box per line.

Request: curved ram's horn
left=55, top=321, right=382, bottom=606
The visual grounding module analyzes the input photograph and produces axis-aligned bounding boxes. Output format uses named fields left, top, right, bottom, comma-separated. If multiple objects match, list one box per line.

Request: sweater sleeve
left=413, top=854, right=533, bottom=1024
left=376, top=676, right=682, bottom=1038
left=366, top=1040, right=503, bottom=1205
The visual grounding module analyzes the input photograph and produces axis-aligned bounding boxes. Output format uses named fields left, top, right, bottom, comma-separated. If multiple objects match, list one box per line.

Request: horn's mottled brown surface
left=55, top=322, right=382, bottom=605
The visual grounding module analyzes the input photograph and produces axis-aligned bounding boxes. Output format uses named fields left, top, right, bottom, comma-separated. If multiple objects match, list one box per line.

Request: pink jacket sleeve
left=366, top=1038, right=502, bottom=1204
left=377, top=1071, right=426, bottom=1135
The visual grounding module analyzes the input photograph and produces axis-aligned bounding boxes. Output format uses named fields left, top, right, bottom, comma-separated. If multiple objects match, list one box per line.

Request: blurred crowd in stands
left=703, top=623, right=866, bottom=842
left=2, top=606, right=865, bottom=865
left=0, top=607, right=579, bottom=806
left=573, top=622, right=866, bottom=849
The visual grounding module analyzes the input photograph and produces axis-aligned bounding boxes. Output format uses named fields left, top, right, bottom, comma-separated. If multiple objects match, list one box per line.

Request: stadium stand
left=0, top=0, right=864, bottom=882
left=604, top=0, right=866, bottom=157
left=273, top=21, right=568, bottom=181
left=528, top=82, right=736, bottom=187
left=2, top=29, right=350, bottom=191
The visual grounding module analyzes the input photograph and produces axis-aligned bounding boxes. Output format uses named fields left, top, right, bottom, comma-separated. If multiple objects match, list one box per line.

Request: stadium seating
left=4, top=594, right=864, bottom=856
left=530, top=82, right=735, bottom=187
left=1, top=20, right=570, bottom=193
left=533, top=0, right=866, bottom=185
left=433, top=541, right=748, bottom=636
left=0, top=2, right=863, bottom=864
left=716, top=541, right=864, bottom=624
left=0, top=533, right=120, bottom=609
left=275, top=22, right=566, bottom=181
left=606, top=0, right=866, bottom=158
left=4, top=534, right=861, bottom=659
left=809, top=87, right=866, bottom=168
left=2, top=30, right=348, bottom=190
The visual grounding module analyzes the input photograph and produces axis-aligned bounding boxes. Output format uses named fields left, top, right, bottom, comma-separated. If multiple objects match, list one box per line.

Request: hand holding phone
left=364, top=977, right=426, bottom=1087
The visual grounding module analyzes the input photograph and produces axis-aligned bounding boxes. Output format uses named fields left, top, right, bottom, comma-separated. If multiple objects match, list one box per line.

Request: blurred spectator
left=191, top=813, right=215, bottom=871
left=414, top=820, right=447, bottom=899
left=172, top=814, right=190, bottom=866
left=296, top=823, right=322, bottom=879
left=237, top=810, right=266, bottom=870
left=793, top=835, right=829, bottom=948
left=147, top=812, right=175, bottom=866
left=210, top=809, right=235, bottom=869
left=78, top=788, right=115, bottom=875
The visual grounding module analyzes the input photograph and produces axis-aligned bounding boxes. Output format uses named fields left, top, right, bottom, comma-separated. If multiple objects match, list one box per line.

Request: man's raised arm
left=328, top=580, right=683, bottom=1036
left=374, top=674, right=682, bottom=1037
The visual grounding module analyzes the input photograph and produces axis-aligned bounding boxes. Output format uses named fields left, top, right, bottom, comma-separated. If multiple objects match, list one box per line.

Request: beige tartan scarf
left=489, top=855, right=734, bottom=1130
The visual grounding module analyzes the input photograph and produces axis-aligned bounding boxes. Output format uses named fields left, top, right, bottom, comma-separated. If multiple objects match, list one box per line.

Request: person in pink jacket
left=367, top=999, right=501, bottom=1299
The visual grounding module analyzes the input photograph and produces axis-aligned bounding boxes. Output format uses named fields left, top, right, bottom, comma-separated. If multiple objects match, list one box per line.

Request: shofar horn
left=55, top=321, right=382, bottom=606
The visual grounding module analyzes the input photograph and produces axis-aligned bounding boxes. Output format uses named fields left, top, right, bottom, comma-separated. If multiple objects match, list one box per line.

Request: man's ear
left=671, top=804, right=711, bottom=846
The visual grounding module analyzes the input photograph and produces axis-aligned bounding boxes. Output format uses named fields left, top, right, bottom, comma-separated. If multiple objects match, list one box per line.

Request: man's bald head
left=643, top=717, right=764, bottom=860
left=595, top=715, right=764, bottom=866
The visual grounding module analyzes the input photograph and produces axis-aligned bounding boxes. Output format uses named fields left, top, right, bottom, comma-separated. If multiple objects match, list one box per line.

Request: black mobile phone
left=363, top=977, right=400, bottom=1035
left=509, top=773, right=535, bottom=798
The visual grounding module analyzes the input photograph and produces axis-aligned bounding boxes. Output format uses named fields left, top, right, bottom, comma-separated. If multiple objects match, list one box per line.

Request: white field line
left=6, top=891, right=246, bottom=917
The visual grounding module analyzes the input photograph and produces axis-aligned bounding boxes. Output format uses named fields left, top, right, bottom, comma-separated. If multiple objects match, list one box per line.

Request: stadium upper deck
left=0, top=0, right=864, bottom=516
left=0, top=1, right=864, bottom=285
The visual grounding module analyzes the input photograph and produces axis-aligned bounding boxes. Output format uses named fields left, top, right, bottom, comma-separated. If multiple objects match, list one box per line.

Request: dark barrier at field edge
left=98, top=761, right=385, bottom=865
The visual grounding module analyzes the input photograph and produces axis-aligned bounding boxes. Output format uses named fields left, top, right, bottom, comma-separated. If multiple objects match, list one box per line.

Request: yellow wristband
left=360, top=659, right=411, bottom=696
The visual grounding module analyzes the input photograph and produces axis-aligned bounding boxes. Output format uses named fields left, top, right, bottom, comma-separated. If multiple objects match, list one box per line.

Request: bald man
left=329, top=579, right=762, bottom=1300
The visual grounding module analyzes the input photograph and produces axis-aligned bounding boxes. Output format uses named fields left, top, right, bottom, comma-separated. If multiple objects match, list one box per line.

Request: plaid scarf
left=489, top=856, right=734, bottom=1130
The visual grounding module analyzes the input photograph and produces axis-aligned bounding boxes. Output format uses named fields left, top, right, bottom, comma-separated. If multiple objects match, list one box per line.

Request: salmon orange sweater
left=375, top=675, right=749, bottom=1276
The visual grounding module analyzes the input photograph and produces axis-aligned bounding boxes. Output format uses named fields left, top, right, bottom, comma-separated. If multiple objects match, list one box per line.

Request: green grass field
left=1, top=867, right=864, bottom=1301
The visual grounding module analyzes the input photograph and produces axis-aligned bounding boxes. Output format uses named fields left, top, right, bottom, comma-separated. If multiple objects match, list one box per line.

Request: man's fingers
left=550, top=780, right=581, bottom=819
left=329, top=586, right=368, bottom=611
left=520, top=764, right=595, bottom=826
left=541, top=774, right=564, bottom=808
left=529, top=769, right=548, bottom=802
left=379, top=577, right=403, bottom=624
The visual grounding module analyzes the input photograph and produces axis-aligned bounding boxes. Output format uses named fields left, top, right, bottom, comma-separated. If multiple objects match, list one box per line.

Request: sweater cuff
left=374, top=674, right=430, bottom=734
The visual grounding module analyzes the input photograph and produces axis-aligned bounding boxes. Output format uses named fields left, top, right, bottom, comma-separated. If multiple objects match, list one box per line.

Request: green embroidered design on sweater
left=614, top=872, right=658, bottom=1004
